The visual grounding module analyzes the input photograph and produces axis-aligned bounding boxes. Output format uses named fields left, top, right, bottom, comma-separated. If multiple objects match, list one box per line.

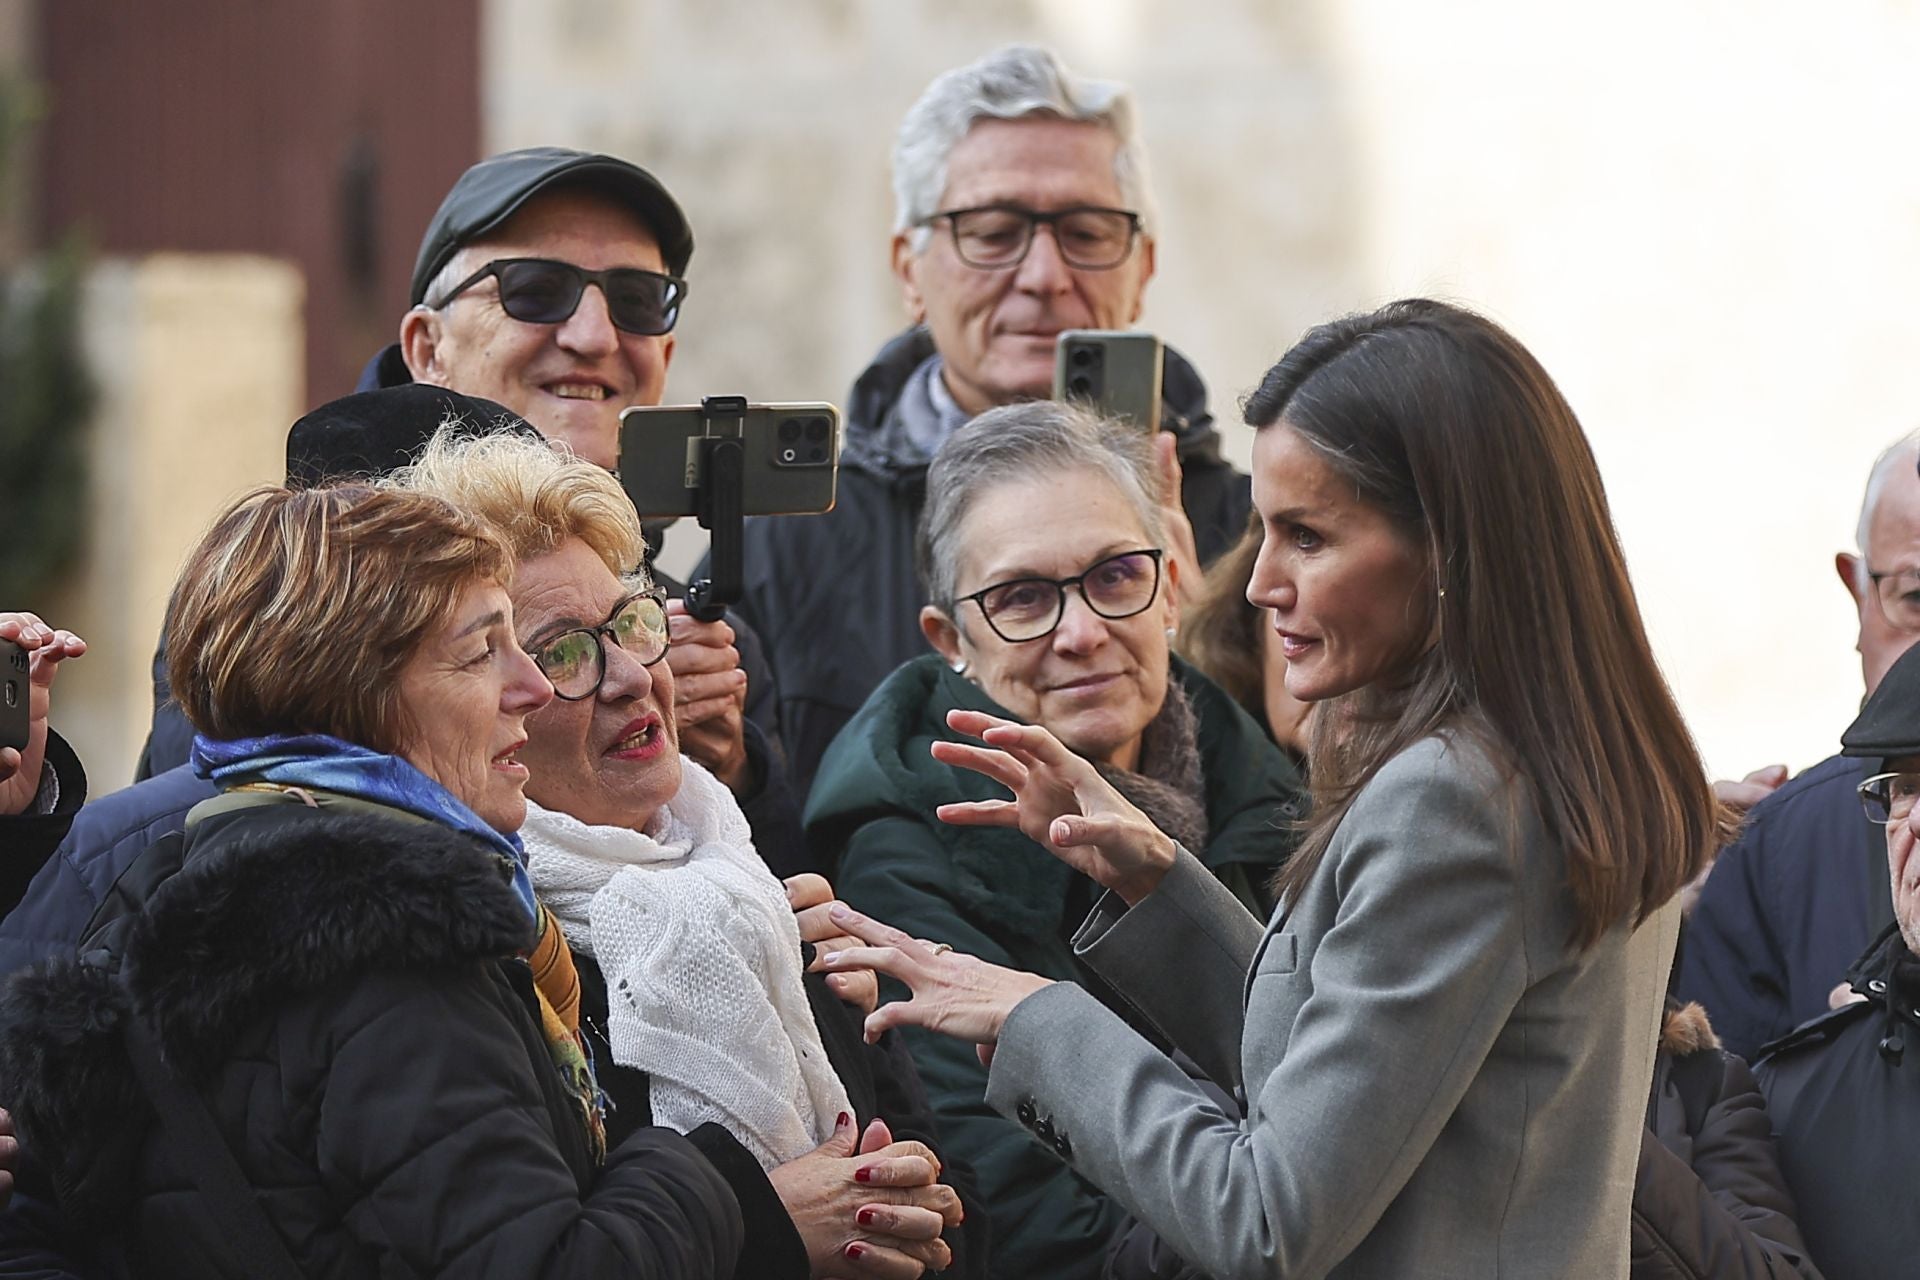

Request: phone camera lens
left=780, top=447, right=798, bottom=464
left=1070, top=346, right=1100, bottom=368
left=808, top=445, right=828, bottom=463
left=778, top=417, right=803, bottom=443
left=1068, top=376, right=1094, bottom=397
left=805, top=417, right=829, bottom=443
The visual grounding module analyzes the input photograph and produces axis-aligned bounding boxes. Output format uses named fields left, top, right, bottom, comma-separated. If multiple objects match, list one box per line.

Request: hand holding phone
left=0, top=614, right=88, bottom=813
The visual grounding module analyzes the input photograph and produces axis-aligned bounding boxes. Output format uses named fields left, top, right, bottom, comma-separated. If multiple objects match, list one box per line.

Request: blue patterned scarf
left=191, top=732, right=539, bottom=922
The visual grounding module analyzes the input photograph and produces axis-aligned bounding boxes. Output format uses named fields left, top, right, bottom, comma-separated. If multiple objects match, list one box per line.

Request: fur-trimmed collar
left=1660, top=1000, right=1721, bottom=1056
left=0, top=805, right=534, bottom=1220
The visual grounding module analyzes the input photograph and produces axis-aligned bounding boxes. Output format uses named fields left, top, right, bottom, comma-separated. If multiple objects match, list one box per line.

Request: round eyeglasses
left=530, top=590, right=671, bottom=701
left=957, top=549, right=1164, bottom=643
left=430, top=257, right=688, bottom=336
left=920, top=205, right=1143, bottom=271
left=1858, top=770, right=1920, bottom=824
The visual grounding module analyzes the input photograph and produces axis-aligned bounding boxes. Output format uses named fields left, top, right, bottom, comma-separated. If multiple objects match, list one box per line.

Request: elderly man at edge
left=132, top=148, right=805, bottom=871
left=1753, top=638, right=1920, bottom=1280
left=728, top=45, right=1250, bottom=793
left=1680, top=433, right=1920, bottom=1058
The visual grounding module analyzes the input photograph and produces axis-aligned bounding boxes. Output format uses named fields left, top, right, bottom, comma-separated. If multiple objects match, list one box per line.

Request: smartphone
left=618, top=401, right=841, bottom=519
left=0, top=639, right=28, bottom=753
left=1053, top=330, right=1164, bottom=433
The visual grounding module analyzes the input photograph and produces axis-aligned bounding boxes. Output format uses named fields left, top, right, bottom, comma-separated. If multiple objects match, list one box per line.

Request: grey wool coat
left=985, top=733, right=1680, bottom=1279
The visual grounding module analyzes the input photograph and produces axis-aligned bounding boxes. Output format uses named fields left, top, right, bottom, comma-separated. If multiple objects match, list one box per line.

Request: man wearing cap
left=141, top=149, right=807, bottom=870
left=1753, top=639, right=1920, bottom=1280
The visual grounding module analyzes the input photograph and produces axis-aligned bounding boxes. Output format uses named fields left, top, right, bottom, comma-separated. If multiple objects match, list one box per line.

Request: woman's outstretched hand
left=818, top=905, right=1052, bottom=1059
left=931, top=708, right=1177, bottom=904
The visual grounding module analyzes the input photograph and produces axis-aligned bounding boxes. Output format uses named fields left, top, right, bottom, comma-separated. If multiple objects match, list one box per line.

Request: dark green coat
left=805, top=654, right=1304, bottom=1280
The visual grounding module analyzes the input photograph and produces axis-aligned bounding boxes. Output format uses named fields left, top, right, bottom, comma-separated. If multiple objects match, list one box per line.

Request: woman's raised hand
left=932, top=708, right=1177, bottom=904
left=787, top=873, right=880, bottom=1015
left=0, top=612, right=87, bottom=815
left=769, top=1110, right=963, bottom=1278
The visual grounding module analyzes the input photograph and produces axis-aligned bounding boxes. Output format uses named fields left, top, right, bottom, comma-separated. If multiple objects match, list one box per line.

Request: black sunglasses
left=430, top=257, right=688, bottom=336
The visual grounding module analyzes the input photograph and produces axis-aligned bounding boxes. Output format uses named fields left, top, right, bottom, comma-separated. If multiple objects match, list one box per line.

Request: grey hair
left=1854, top=430, right=1920, bottom=587
left=916, top=400, right=1166, bottom=615
left=892, top=44, right=1157, bottom=252
left=418, top=244, right=480, bottom=313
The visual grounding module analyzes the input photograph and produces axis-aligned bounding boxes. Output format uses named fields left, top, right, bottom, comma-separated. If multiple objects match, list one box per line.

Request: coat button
left=1054, top=1132, right=1074, bottom=1160
left=1016, top=1100, right=1037, bottom=1126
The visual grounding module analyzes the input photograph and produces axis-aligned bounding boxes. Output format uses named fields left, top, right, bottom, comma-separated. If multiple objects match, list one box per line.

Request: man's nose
left=555, top=282, right=620, bottom=355
left=1014, top=223, right=1075, bottom=293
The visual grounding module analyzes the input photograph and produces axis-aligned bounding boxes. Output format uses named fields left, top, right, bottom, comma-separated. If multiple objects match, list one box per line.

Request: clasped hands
left=819, top=708, right=1178, bottom=1059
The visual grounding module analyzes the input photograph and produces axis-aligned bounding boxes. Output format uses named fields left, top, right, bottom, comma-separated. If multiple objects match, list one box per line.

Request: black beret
left=1842, top=641, right=1920, bottom=762
left=285, top=386, right=540, bottom=488
left=409, top=147, right=694, bottom=305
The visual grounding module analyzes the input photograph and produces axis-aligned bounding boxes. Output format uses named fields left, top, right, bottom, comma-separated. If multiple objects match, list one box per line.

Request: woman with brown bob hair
left=0, top=483, right=750, bottom=1275
left=820, top=299, right=1730, bottom=1277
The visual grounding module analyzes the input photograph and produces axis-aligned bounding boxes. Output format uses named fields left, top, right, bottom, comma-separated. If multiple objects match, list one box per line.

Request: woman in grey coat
left=822, top=299, right=1729, bottom=1279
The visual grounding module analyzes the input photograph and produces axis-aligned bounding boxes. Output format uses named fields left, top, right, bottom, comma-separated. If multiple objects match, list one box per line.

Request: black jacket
left=1631, top=1000, right=1822, bottom=1279
left=1755, top=925, right=1920, bottom=1280
left=1678, top=754, right=1894, bottom=1060
left=724, top=327, right=1253, bottom=798
left=0, top=796, right=748, bottom=1277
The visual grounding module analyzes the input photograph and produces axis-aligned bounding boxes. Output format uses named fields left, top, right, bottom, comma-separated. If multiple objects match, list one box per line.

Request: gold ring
left=928, top=942, right=955, bottom=956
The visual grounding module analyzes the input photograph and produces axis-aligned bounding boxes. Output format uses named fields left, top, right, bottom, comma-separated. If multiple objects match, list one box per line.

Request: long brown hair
left=1246, top=300, right=1728, bottom=948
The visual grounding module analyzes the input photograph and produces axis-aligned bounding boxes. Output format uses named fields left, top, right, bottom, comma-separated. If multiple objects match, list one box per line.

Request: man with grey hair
left=1679, top=432, right=1920, bottom=1059
left=730, top=44, right=1251, bottom=794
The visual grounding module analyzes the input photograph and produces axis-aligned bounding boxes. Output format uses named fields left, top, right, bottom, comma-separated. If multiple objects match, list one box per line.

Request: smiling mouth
left=549, top=382, right=611, bottom=401
left=491, top=741, right=527, bottom=770
left=608, top=717, right=664, bottom=756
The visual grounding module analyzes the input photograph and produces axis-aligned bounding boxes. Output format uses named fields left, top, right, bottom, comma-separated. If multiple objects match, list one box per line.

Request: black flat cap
left=408, top=146, right=694, bottom=305
left=286, top=386, right=540, bottom=488
left=1842, top=642, right=1920, bottom=762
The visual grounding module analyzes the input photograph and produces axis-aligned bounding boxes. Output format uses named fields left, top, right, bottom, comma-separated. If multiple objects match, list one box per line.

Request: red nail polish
left=854, top=1165, right=873, bottom=1183
left=837, top=1111, right=851, bottom=1128
left=845, top=1243, right=867, bottom=1260
left=857, top=1207, right=877, bottom=1227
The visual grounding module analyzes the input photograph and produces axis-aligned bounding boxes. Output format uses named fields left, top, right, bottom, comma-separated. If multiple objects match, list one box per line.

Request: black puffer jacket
left=1632, top=1001, right=1823, bottom=1278
left=726, top=327, right=1252, bottom=795
left=0, top=796, right=745, bottom=1278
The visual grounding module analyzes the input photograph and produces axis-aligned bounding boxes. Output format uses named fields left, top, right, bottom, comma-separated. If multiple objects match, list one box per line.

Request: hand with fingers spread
left=0, top=612, right=88, bottom=815
left=931, top=706, right=1178, bottom=904
left=787, top=873, right=881, bottom=1015
left=818, top=903, right=1053, bottom=1056
left=665, top=599, right=752, bottom=792
left=769, top=1110, right=962, bottom=1278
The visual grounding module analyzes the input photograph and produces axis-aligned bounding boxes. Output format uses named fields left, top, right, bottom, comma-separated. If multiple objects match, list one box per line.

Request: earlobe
left=1838, top=552, right=1867, bottom=605
left=1128, top=236, right=1157, bottom=325
left=892, top=234, right=927, bottom=326
left=399, top=308, right=446, bottom=384
left=920, top=605, right=964, bottom=667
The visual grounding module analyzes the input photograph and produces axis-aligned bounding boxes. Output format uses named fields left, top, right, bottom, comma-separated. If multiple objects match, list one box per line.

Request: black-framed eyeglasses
left=1866, top=567, right=1920, bottom=633
left=529, top=589, right=671, bottom=701
left=919, top=205, right=1142, bottom=271
left=1859, top=771, right=1920, bottom=824
left=429, top=257, right=688, bottom=336
left=958, top=549, right=1164, bottom=643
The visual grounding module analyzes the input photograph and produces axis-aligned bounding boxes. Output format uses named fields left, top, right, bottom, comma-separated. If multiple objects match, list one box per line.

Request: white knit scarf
left=520, top=761, right=851, bottom=1168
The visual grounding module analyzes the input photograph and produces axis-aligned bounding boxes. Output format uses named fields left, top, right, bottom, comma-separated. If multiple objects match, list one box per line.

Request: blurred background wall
left=5, top=0, right=1919, bottom=791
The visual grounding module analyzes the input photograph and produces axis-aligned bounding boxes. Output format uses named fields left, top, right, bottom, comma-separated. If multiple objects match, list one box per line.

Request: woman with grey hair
left=805, top=401, right=1303, bottom=1279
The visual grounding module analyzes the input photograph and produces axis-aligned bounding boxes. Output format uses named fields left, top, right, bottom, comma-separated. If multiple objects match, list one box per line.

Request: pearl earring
left=950, top=658, right=967, bottom=675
